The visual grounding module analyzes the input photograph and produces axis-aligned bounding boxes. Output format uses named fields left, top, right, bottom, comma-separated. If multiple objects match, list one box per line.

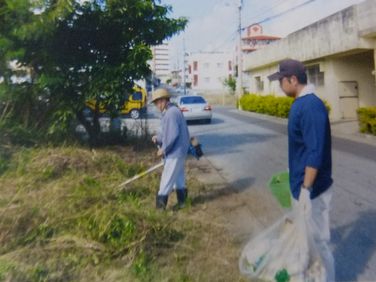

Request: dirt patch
left=187, top=156, right=284, bottom=256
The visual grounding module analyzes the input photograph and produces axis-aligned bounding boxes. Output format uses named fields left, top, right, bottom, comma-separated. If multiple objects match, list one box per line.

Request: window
left=132, top=92, right=143, bottom=101
left=193, top=74, right=198, bottom=86
left=307, top=64, right=324, bottom=86
left=228, top=61, right=232, bottom=71
left=188, top=65, right=192, bottom=74
left=255, top=76, right=264, bottom=92
left=180, top=96, right=206, bottom=104
left=193, top=61, right=198, bottom=71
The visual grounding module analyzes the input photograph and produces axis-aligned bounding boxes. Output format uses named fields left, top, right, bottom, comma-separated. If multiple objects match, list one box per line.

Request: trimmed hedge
left=239, top=94, right=293, bottom=118
left=357, top=107, right=376, bottom=135
left=239, top=93, right=331, bottom=118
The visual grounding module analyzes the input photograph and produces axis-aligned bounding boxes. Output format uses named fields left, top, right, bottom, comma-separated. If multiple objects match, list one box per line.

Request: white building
left=188, top=52, right=234, bottom=94
left=243, top=0, right=376, bottom=120
left=150, top=43, right=170, bottom=83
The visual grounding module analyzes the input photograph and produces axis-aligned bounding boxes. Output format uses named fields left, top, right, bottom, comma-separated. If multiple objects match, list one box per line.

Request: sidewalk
left=330, top=119, right=376, bottom=146
left=233, top=109, right=376, bottom=147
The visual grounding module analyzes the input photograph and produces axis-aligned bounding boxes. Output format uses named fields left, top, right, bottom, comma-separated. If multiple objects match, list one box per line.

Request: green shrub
left=322, top=100, right=331, bottom=114
left=239, top=93, right=331, bottom=118
left=239, top=94, right=293, bottom=118
left=357, top=107, right=376, bottom=135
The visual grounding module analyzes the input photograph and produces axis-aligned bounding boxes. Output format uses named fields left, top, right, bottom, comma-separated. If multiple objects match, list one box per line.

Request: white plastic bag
left=239, top=189, right=326, bottom=282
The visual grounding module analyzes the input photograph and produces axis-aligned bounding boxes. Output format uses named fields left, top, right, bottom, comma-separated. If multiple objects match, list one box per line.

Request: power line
left=208, top=30, right=238, bottom=53
left=244, top=0, right=317, bottom=29
left=207, top=0, right=317, bottom=53
left=185, top=0, right=317, bottom=55
left=242, top=0, right=288, bottom=25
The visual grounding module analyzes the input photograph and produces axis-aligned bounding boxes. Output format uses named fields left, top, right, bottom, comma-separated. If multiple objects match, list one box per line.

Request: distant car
left=174, top=95, right=212, bottom=123
left=174, top=87, right=197, bottom=96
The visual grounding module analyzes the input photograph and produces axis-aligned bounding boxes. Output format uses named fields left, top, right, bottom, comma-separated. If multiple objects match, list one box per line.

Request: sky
left=161, top=0, right=365, bottom=69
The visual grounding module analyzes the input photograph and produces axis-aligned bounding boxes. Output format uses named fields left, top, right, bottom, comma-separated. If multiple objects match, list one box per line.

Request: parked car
left=174, top=95, right=212, bottom=123
left=174, top=87, right=197, bottom=96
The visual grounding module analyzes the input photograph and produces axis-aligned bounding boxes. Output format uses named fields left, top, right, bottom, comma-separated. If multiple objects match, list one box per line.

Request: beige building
left=243, top=0, right=376, bottom=120
left=150, top=43, right=170, bottom=83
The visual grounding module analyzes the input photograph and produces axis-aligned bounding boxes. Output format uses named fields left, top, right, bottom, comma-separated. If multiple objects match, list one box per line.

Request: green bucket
left=267, top=171, right=292, bottom=208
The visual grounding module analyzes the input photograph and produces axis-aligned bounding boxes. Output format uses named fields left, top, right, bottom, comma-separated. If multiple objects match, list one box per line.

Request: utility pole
left=236, top=0, right=243, bottom=98
left=183, top=36, right=187, bottom=95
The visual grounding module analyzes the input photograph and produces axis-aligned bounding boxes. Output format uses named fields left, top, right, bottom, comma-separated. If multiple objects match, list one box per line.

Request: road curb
left=233, top=109, right=376, bottom=148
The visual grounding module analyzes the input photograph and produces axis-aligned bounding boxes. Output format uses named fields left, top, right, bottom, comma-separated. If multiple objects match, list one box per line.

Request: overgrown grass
left=0, top=145, right=243, bottom=281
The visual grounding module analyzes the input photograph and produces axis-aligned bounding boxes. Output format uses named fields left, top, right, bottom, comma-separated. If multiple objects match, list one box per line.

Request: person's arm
left=161, top=111, right=179, bottom=156
left=300, top=103, right=328, bottom=189
left=303, top=166, right=318, bottom=189
left=152, top=131, right=163, bottom=146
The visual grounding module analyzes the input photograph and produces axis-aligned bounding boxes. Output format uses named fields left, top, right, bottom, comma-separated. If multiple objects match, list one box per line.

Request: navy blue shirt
left=288, top=93, right=333, bottom=200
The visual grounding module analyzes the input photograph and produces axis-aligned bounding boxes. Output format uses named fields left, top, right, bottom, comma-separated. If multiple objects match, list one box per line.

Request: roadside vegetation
left=0, top=143, right=244, bottom=281
left=239, top=94, right=294, bottom=118
left=357, top=107, right=376, bottom=135
left=0, top=2, right=246, bottom=281
left=0, top=0, right=187, bottom=146
left=238, top=93, right=331, bottom=118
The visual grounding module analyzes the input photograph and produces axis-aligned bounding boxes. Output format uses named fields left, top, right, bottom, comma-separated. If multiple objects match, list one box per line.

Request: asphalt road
left=185, top=106, right=376, bottom=282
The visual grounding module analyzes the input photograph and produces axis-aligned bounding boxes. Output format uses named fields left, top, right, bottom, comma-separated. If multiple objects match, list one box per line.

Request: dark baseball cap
left=267, top=59, right=306, bottom=81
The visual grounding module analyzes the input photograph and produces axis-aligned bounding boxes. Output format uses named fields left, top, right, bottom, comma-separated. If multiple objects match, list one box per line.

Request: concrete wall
left=244, top=0, right=376, bottom=71
left=301, top=52, right=376, bottom=120
left=243, top=0, right=376, bottom=121
left=358, top=0, right=376, bottom=37
left=248, top=65, right=282, bottom=95
left=246, top=51, right=376, bottom=120
left=330, top=52, right=376, bottom=118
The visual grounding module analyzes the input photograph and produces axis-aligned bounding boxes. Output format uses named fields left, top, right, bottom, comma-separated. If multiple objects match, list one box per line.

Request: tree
left=223, top=76, right=236, bottom=95
left=0, top=0, right=187, bottom=146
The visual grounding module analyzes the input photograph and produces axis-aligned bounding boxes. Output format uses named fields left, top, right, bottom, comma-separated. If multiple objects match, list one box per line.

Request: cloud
left=259, top=0, right=365, bottom=37
left=168, top=1, right=239, bottom=69
left=183, top=2, right=238, bottom=52
left=166, top=0, right=365, bottom=70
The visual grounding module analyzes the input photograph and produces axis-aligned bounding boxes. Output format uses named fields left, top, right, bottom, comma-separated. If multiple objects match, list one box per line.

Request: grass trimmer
left=117, top=137, right=203, bottom=190
left=117, top=160, right=164, bottom=190
left=118, top=144, right=164, bottom=190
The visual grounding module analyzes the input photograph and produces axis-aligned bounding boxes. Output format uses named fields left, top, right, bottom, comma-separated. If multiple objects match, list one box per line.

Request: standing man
left=151, top=88, right=190, bottom=210
left=268, top=59, right=334, bottom=281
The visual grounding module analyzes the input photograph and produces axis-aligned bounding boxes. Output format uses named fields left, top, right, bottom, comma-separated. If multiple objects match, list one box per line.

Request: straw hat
left=150, top=88, right=171, bottom=103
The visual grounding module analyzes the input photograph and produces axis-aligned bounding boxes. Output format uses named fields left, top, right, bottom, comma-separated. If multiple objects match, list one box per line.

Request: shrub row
left=239, top=93, right=331, bottom=118
left=357, top=107, right=376, bottom=135
left=239, top=94, right=294, bottom=118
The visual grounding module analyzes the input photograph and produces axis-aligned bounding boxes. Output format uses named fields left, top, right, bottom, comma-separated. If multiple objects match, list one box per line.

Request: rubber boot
left=156, top=194, right=168, bottom=210
left=175, top=188, right=188, bottom=210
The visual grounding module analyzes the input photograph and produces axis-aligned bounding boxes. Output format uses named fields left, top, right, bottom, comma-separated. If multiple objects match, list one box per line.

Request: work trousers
left=158, top=157, right=186, bottom=196
left=295, top=188, right=335, bottom=282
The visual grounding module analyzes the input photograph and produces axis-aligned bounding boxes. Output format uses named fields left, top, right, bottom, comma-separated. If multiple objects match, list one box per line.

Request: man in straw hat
left=151, top=88, right=190, bottom=210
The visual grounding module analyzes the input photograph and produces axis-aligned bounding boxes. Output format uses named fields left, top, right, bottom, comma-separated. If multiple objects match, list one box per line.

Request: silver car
left=174, top=95, right=212, bottom=123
